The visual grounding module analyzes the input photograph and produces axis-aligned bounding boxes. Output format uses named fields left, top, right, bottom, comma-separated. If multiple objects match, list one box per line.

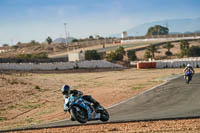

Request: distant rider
left=61, top=85, right=102, bottom=113
left=183, top=64, right=195, bottom=79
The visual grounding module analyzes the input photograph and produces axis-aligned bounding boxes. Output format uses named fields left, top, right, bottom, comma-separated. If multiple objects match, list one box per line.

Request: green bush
left=35, top=85, right=41, bottom=91
left=127, top=50, right=137, bottom=61
left=165, top=51, right=173, bottom=56
left=16, top=53, right=48, bottom=59
left=180, top=40, right=190, bottom=57
left=106, top=47, right=125, bottom=62
left=72, top=39, right=79, bottom=42
left=144, top=50, right=151, bottom=60
left=12, top=45, right=19, bottom=49
left=188, top=46, right=200, bottom=57
left=85, top=50, right=101, bottom=60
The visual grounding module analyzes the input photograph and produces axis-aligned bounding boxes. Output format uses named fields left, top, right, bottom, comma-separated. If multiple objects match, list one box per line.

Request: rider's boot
left=70, top=115, right=75, bottom=121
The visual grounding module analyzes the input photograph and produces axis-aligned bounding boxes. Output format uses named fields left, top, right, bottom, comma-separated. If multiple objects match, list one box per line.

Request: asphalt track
left=1, top=73, right=200, bottom=132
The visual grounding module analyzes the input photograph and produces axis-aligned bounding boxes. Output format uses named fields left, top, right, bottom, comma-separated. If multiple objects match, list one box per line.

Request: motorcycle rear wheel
left=185, top=76, right=191, bottom=84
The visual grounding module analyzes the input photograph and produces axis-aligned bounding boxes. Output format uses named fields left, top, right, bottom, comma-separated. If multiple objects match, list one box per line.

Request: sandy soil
left=10, top=118, right=200, bottom=133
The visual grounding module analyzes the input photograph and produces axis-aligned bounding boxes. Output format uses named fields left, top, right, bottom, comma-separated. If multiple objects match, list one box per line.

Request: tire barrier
left=137, top=62, right=156, bottom=69
left=0, top=60, right=124, bottom=71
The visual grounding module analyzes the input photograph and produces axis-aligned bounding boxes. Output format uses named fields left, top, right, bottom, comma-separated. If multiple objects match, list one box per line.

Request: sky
left=0, top=0, right=200, bottom=45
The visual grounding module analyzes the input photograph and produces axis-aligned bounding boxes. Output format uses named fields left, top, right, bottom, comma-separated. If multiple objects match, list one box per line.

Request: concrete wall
left=0, top=60, right=124, bottom=71
left=68, top=52, right=85, bottom=62
left=121, top=36, right=200, bottom=44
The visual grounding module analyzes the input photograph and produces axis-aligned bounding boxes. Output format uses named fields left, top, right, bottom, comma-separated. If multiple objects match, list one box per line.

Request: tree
left=89, top=35, right=94, bottom=39
left=146, top=25, right=169, bottom=36
left=144, top=50, right=151, bottom=60
left=30, top=40, right=39, bottom=45
left=3, top=44, right=9, bottom=47
left=188, top=46, right=200, bottom=57
left=162, top=42, right=174, bottom=56
left=146, top=44, right=159, bottom=59
left=46, top=36, right=53, bottom=44
left=72, top=39, right=79, bottom=42
left=85, top=50, right=101, bottom=60
left=115, top=46, right=126, bottom=56
left=106, top=47, right=126, bottom=61
left=127, top=50, right=137, bottom=61
left=17, top=42, right=21, bottom=45
left=30, top=40, right=36, bottom=45
left=180, top=40, right=190, bottom=57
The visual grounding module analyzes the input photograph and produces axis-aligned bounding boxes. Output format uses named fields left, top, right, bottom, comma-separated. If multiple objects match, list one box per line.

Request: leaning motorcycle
left=64, top=94, right=109, bottom=123
left=184, top=71, right=193, bottom=84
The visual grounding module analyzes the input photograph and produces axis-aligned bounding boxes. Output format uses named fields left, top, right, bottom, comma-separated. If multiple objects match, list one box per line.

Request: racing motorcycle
left=184, top=71, right=193, bottom=84
left=64, top=94, right=109, bottom=123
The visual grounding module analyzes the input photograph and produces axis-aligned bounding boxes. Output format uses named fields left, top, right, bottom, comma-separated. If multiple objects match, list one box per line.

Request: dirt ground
left=1, top=68, right=200, bottom=132
left=10, top=118, right=200, bottom=133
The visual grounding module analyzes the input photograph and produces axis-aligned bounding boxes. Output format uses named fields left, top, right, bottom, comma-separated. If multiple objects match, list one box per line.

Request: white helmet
left=187, top=64, right=191, bottom=67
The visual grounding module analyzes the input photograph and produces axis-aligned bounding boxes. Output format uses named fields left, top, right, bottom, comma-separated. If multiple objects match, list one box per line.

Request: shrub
left=188, top=46, right=200, bottom=57
left=163, top=42, right=174, bottom=56
left=106, top=47, right=125, bottom=62
left=165, top=51, right=173, bottom=56
left=85, top=50, right=101, bottom=60
left=180, top=40, right=190, bottom=57
left=144, top=50, right=151, bottom=60
left=72, top=39, right=78, bottom=42
left=127, top=50, right=137, bottom=61
left=12, top=45, right=19, bottom=49
left=35, top=85, right=41, bottom=91
left=16, top=53, right=48, bottom=59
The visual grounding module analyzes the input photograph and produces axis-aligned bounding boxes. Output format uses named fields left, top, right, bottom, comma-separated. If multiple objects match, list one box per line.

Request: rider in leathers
left=61, top=85, right=101, bottom=113
left=183, top=64, right=195, bottom=80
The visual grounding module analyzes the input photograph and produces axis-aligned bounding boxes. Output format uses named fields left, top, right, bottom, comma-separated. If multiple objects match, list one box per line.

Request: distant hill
left=53, top=37, right=75, bottom=44
left=113, top=17, right=200, bottom=37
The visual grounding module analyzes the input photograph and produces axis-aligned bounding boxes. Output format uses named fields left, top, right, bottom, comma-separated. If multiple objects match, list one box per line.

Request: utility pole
left=165, top=20, right=169, bottom=40
left=64, top=23, right=68, bottom=44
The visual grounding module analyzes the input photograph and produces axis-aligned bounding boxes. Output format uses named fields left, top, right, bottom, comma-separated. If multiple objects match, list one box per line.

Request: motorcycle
left=184, top=71, right=193, bottom=84
left=64, top=94, right=109, bottom=123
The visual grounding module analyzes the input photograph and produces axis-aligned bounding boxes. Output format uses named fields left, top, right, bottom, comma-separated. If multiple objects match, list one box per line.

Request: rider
left=183, top=64, right=195, bottom=79
left=61, top=84, right=102, bottom=112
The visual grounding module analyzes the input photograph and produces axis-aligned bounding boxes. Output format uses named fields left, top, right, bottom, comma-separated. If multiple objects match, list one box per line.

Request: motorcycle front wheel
left=100, top=109, right=109, bottom=122
left=70, top=106, right=88, bottom=123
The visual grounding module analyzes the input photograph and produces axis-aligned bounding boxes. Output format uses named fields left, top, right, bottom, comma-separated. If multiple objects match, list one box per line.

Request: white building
left=121, top=31, right=128, bottom=38
left=68, top=51, right=85, bottom=62
left=0, top=49, right=6, bottom=53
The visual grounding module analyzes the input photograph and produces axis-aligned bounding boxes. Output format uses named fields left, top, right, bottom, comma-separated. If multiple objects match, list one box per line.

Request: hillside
left=1, top=39, right=200, bottom=61
left=113, top=17, right=200, bottom=37
left=0, top=43, right=68, bottom=58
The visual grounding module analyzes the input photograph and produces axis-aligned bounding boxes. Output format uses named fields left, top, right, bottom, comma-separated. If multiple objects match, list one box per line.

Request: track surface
left=2, top=73, right=200, bottom=131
